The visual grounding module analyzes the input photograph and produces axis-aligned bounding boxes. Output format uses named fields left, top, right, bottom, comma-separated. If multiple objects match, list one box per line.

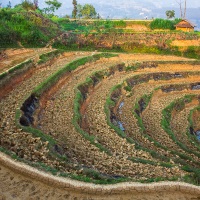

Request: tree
left=97, top=13, right=101, bottom=19
left=80, top=4, right=97, bottom=19
left=176, top=0, right=186, bottom=19
left=7, top=1, right=11, bottom=8
left=21, top=0, right=35, bottom=11
left=33, top=0, right=39, bottom=9
left=166, top=10, right=175, bottom=19
left=77, top=4, right=82, bottom=18
left=72, top=0, right=77, bottom=19
left=44, top=0, right=62, bottom=14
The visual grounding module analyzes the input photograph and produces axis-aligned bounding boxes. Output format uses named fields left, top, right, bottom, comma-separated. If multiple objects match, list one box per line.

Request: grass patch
left=37, top=49, right=62, bottom=64
left=161, top=95, right=200, bottom=161
left=150, top=18, right=181, bottom=30
left=33, top=53, right=116, bottom=97
left=186, top=106, right=200, bottom=150
left=0, top=59, right=33, bottom=81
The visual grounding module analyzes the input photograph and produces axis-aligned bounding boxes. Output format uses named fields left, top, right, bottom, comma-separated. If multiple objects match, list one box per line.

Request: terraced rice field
left=1, top=49, right=200, bottom=199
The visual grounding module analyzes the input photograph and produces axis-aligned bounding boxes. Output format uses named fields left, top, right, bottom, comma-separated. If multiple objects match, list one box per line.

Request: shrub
left=150, top=18, right=181, bottom=30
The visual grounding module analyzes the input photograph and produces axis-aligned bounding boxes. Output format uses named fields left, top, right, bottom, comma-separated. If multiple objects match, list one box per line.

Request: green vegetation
left=33, top=53, right=116, bottom=96
left=0, top=5, right=199, bottom=59
left=0, top=7, right=60, bottom=47
left=0, top=59, right=33, bottom=81
left=77, top=4, right=97, bottom=19
left=54, top=18, right=125, bottom=33
left=150, top=18, right=181, bottom=30
left=161, top=95, right=200, bottom=159
left=73, top=83, right=111, bottom=155
left=43, top=0, right=62, bottom=14
left=37, top=49, right=62, bottom=64
left=165, top=10, right=175, bottom=19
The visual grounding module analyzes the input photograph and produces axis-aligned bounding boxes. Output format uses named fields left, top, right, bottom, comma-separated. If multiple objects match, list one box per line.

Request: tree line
left=0, top=0, right=99, bottom=19
left=1, top=0, right=189, bottom=20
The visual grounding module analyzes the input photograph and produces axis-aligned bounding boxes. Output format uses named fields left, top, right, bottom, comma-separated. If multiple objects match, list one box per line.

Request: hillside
left=0, top=8, right=62, bottom=48
left=0, top=7, right=200, bottom=57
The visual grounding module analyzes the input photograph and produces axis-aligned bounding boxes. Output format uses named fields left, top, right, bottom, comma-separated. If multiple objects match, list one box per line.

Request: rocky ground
left=142, top=89, right=200, bottom=164
left=0, top=50, right=91, bottom=169
left=118, top=76, right=200, bottom=159
left=35, top=55, right=182, bottom=179
left=1, top=50, right=200, bottom=199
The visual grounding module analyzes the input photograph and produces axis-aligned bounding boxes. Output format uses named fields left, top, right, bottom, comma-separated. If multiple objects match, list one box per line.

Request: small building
left=175, top=19, right=196, bottom=32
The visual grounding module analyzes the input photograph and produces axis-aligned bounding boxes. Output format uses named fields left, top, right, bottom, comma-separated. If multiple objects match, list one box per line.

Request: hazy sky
left=1, top=0, right=200, bottom=8
left=0, top=0, right=199, bottom=17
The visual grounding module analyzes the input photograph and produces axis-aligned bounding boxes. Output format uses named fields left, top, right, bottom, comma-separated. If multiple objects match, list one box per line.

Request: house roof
left=175, top=19, right=196, bottom=28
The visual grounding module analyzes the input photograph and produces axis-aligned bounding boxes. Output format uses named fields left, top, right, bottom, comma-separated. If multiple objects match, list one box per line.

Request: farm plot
left=1, top=50, right=200, bottom=197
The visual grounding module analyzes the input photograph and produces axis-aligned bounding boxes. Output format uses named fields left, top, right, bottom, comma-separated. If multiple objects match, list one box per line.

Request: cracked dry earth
left=1, top=50, right=200, bottom=200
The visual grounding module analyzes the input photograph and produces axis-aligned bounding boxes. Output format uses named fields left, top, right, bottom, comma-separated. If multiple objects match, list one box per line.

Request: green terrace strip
left=73, top=63, right=127, bottom=155
left=105, top=84, right=182, bottom=168
left=18, top=53, right=117, bottom=148
left=15, top=53, right=129, bottom=183
left=105, top=70, right=200, bottom=151
left=105, top=84, right=128, bottom=140
left=188, top=106, right=200, bottom=150
left=74, top=63, right=175, bottom=169
left=125, top=77, right=200, bottom=166
left=161, top=95, right=200, bottom=185
left=0, top=59, right=33, bottom=81
left=104, top=73, right=170, bottom=161
left=73, top=77, right=111, bottom=155
left=37, top=49, right=63, bottom=64
left=131, top=90, right=171, bottom=153
left=0, top=50, right=64, bottom=89
left=133, top=90, right=199, bottom=165
left=161, top=94, right=200, bottom=159
left=32, top=53, right=117, bottom=97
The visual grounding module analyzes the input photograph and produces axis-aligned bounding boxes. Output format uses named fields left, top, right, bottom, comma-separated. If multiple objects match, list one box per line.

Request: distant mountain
left=1, top=0, right=200, bottom=29
left=58, top=3, right=200, bottom=30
